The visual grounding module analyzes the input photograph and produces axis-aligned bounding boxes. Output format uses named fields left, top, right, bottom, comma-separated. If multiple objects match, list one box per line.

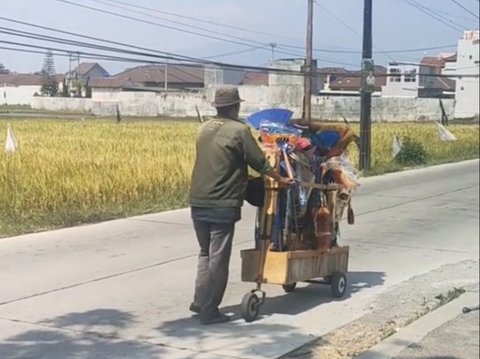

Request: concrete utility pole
left=164, top=61, right=168, bottom=92
left=359, top=0, right=374, bottom=171
left=269, top=43, right=277, bottom=60
left=303, top=0, right=314, bottom=123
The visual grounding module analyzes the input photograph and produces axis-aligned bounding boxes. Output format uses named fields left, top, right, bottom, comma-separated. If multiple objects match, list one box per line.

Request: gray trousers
left=193, top=220, right=235, bottom=315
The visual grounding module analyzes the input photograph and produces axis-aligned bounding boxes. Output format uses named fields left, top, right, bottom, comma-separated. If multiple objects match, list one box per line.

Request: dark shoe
left=200, top=311, right=230, bottom=325
left=189, top=302, right=201, bottom=315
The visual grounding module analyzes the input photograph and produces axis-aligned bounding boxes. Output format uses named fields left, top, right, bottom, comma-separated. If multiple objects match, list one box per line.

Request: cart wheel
left=330, top=272, right=347, bottom=298
left=282, top=282, right=297, bottom=293
left=241, top=292, right=261, bottom=322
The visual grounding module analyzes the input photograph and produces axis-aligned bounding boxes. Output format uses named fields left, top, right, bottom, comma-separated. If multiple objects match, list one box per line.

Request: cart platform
left=240, top=246, right=349, bottom=285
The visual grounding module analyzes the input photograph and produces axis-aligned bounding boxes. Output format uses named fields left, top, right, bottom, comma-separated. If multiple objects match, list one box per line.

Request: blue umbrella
left=246, top=108, right=294, bottom=130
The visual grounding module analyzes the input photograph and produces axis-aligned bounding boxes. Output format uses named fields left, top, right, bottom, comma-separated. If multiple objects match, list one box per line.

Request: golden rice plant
left=0, top=119, right=478, bottom=237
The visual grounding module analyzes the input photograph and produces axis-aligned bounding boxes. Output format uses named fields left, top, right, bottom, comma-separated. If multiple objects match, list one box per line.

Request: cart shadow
left=228, top=270, right=386, bottom=318
left=155, top=271, right=385, bottom=357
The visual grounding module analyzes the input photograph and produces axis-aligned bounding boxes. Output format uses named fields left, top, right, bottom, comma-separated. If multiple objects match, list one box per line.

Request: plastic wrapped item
left=258, top=120, right=303, bottom=148
left=322, top=150, right=360, bottom=190
left=335, top=189, right=350, bottom=221
left=295, top=154, right=315, bottom=215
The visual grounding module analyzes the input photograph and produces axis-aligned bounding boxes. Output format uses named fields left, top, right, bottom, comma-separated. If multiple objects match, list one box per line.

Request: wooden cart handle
left=296, top=182, right=341, bottom=190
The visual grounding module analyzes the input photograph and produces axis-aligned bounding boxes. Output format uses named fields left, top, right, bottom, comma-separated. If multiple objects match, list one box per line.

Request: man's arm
left=240, top=127, right=294, bottom=186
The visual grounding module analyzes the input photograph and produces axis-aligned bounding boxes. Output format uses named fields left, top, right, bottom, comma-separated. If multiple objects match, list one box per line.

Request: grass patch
left=0, top=118, right=478, bottom=238
left=435, top=287, right=466, bottom=306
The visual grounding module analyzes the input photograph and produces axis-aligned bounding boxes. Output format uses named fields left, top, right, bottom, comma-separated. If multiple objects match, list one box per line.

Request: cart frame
left=239, top=146, right=351, bottom=322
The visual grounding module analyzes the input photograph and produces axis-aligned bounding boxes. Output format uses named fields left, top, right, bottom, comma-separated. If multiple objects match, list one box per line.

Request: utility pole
left=68, top=52, right=73, bottom=95
left=269, top=43, right=277, bottom=61
left=164, top=61, right=168, bottom=92
left=303, top=0, right=314, bottom=123
left=359, top=0, right=374, bottom=171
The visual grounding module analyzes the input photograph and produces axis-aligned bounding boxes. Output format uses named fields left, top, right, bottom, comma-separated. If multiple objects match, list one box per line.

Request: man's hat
left=211, top=87, right=244, bottom=108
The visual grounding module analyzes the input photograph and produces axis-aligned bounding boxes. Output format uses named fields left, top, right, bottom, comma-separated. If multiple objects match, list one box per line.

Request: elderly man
left=189, top=87, right=293, bottom=324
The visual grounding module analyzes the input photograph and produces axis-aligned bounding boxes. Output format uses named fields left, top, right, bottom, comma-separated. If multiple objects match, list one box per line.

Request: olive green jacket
left=189, top=116, right=271, bottom=208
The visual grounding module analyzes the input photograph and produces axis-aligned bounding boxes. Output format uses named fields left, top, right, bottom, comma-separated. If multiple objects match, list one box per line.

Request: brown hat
left=211, top=87, right=244, bottom=108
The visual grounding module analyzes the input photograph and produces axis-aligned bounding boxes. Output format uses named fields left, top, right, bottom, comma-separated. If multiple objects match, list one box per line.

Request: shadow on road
left=155, top=271, right=385, bottom=357
left=225, top=270, right=386, bottom=319
left=156, top=317, right=313, bottom=358
left=0, top=309, right=162, bottom=359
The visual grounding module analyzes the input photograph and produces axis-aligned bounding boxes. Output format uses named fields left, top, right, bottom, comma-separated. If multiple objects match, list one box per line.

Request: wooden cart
left=239, top=246, right=349, bottom=322
left=239, top=145, right=351, bottom=322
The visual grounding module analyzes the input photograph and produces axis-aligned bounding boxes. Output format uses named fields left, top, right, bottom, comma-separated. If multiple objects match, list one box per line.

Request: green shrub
left=395, top=137, right=428, bottom=166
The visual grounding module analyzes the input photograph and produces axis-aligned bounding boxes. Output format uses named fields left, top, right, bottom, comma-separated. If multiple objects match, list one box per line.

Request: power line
left=0, top=43, right=203, bottom=84
left=0, top=17, right=304, bottom=74
left=280, top=43, right=458, bottom=54
left=1, top=43, right=478, bottom=80
left=54, top=0, right=360, bottom=67
left=407, top=0, right=467, bottom=28
left=425, top=6, right=479, bottom=22
left=0, top=27, right=189, bottom=63
left=96, top=0, right=354, bottom=64
left=0, top=21, right=358, bottom=71
left=0, top=16, right=208, bottom=64
left=404, top=0, right=464, bottom=32
left=0, top=17, right=474, bottom=80
left=93, top=0, right=300, bottom=42
left=96, top=0, right=359, bottom=54
left=53, top=0, right=309, bottom=60
left=92, top=0, right=274, bottom=52
left=105, top=0, right=457, bottom=57
left=0, top=37, right=298, bottom=76
left=314, top=1, right=395, bottom=62
left=450, top=0, right=480, bottom=20
left=202, top=47, right=263, bottom=60
left=52, top=0, right=266, bottom=49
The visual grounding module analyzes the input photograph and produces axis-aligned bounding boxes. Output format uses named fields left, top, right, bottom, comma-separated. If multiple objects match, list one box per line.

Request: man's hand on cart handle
left=265, top=168, right=295, bottom=187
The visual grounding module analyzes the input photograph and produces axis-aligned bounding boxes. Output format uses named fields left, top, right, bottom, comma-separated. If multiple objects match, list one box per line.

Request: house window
left=404, top=69, right=417, bottom=83
left=389, top=68, right=401, bottom=82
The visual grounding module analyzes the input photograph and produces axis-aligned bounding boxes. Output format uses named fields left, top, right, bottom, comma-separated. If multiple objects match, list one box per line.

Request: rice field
left=1, top=118, right=478, bottom=237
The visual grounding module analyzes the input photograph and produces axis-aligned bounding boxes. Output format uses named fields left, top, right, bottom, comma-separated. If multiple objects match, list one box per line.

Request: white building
left=382, top=62, right=419, bottom=98
left=440, top=53, right=457, bottom=78
left=1, top=74, right=65, bottom=105
left=382, top=54, right=456, bottom=99
left=454, top=30, right=479, bottom=119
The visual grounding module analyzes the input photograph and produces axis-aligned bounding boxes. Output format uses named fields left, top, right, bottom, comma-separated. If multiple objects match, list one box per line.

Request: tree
left=40, top=50, right=58, bottom=97
left=0, top=62, right=9, bottom=74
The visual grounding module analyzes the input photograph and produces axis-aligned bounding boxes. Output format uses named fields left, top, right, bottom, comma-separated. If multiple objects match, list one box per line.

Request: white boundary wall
left=31, top=86, right=454, bottom=122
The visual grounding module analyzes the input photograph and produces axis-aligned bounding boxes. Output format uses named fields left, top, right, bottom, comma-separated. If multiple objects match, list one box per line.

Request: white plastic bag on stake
left=392, top=135, right=403, bottom=159
left=435, top=121, right=457, bottom=142
left=4, top=124, right=17, bottom=154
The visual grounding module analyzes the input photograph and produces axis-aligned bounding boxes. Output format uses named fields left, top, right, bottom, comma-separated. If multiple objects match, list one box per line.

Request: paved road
left=0, top=160, right=478, bottom=359
left=395, top=310, right=479, bottom=359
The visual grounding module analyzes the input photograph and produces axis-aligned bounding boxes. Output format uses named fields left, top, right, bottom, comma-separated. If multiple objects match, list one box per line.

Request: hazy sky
left=1, top=0, right=479, bottom=75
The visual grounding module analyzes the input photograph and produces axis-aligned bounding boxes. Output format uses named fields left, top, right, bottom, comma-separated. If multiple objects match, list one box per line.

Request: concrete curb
left=360, top=158, right=479, bottom=184
left=354, top=292, right=479, bottom=359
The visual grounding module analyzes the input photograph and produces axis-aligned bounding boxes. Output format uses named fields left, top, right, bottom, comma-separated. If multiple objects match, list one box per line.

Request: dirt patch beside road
left=282, top=259, right=479, bottom=359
